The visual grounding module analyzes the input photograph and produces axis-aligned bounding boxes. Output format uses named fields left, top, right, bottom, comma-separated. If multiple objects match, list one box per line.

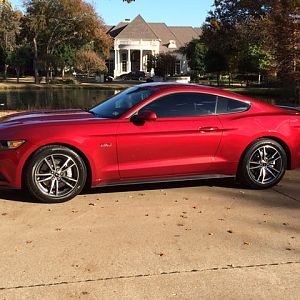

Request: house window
left=122, top=53, right=127, bottom=72
left=106, top=59, right=114, bottom=76
left=175, top=61, right=181, bottom=75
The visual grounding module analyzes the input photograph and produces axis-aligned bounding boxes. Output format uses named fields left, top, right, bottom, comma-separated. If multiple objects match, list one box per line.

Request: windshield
left=89, top=86, right=155, bottom=119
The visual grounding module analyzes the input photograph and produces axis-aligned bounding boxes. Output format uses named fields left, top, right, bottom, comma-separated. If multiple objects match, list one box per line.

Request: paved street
left=0, top=170, right=299, bottom=299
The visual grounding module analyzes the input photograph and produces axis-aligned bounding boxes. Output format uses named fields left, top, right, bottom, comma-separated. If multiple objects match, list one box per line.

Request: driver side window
left=140, top=92, right=217, bottom=118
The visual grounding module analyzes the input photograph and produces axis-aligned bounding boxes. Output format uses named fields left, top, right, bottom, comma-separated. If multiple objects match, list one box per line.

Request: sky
left=10, top=0, right=214, bottom=27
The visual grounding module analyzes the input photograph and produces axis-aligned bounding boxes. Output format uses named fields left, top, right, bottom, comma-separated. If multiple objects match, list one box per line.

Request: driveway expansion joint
left=1, top=261, right=299, bottom=292
left=273, top=188, right=300, bottom=203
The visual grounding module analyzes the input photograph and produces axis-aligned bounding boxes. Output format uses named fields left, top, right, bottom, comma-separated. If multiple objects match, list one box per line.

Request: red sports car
left=0, top=83, right=299, bottom=203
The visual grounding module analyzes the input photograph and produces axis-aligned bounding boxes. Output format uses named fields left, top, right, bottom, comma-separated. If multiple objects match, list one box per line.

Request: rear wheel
left=238, top=139, right=287, bottom=189
left=25, top=145, right=87, bottom=203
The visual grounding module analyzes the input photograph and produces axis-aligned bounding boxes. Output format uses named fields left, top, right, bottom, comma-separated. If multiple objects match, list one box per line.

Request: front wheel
left=25, top=145, right=87, bottom=203
left=238, top=139, right=287, bottom=189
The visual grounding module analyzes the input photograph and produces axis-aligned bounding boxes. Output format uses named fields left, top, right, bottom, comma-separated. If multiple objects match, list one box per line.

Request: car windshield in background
left=90, top=87, right=155, bottom=119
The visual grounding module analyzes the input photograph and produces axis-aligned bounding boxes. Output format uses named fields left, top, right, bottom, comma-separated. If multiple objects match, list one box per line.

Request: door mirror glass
left=130, top=110, right=157, bottom=125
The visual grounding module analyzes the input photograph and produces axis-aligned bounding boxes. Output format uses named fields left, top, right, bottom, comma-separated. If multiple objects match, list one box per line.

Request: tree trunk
left=4, top=64, right=8, bottom=81
left=33, top=37, right=39, bottom=84
left=258, top=72, right=261, bottom=85
left=16, top=68, right=20, bottom=83
left=62, top=67, right=65, bottom=80
left=46, top=66, right=50, bottom=84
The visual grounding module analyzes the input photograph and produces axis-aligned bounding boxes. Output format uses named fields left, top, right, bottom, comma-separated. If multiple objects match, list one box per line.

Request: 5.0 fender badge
left=100, top=143, right=113, bottom=148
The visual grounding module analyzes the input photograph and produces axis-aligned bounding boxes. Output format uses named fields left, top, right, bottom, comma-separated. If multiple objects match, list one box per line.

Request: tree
left=0, top=0, right=20, bottom=79
left=7, top=45, right=32, bottom=83
left=54, top=44, right=77, bottom=79
left=202, top=0, right=300, bottom=89
left=75, top=49, right=107, bottom=77
left=184, top=39, right=207, bottom=75
left=205, top=50, right=228, bottom=85
left=155, top=53, right=176, bottom=77
left=269, top=0, right=300, bottom=86
left=22, top=0, right=112, bottom=84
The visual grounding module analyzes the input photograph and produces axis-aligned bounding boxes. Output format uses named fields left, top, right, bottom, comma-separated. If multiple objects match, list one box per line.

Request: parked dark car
left=120, top=71, right=146, bottom=81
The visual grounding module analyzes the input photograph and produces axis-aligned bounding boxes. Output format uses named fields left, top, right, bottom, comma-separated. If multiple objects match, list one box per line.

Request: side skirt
left=94, top=174, right=236, bottom=188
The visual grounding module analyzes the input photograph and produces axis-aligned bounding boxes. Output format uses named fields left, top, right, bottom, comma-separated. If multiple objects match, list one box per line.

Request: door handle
left=199, top=126, right=220, bottom=133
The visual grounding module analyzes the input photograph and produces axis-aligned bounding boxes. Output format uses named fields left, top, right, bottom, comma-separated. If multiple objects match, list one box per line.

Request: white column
left=115, top=50, right=121, bottom=76
left=114, top=49, right=118, bottom=77
left=140, top=50, right=143, bottom=71
left=127, top=49, right=131, bottom=73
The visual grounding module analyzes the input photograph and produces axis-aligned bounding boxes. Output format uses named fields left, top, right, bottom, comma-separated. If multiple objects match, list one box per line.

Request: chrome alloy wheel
left=247, top=145, right=283, bottom=185
left=34, top=154, right=80, bottom=198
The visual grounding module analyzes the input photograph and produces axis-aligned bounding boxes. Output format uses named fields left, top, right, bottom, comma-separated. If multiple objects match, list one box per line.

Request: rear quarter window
left=217, top=96, right=250, bottom=114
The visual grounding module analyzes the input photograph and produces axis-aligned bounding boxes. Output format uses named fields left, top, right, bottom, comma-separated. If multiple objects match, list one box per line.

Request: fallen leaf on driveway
left=26, top=241, right=32, bottom=244
left=227, top=230, right=233, bottom=234
left=208, top=233, right=214, bottom=236
left=88, top=203, right=95, bottom=206
left=243, top=242, right=250, bottom=245
left=55, top=228, right=62, bottom=231
left=282, top=222, right=289, bottom=226
left=177, top=223, right=184, bottom=227
left=218, top=218, right=225, bottom=221
left=1, top=213, right=7, bottom=216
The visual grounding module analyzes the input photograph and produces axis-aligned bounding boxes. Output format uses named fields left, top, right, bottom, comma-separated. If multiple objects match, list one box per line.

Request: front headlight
left=0, top=140, right=26, bottom=150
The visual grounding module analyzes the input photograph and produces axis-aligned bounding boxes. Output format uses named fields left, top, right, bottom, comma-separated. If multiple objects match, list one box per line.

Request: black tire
left=25, top=145, right=87, bottom=203
left=238, top=139, right=287, bottom=189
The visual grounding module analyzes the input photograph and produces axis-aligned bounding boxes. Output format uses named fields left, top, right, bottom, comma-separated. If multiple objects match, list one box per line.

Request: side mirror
left=130, top=110, right=157, bottom=125
left=138, top=110, right=157, bottom=121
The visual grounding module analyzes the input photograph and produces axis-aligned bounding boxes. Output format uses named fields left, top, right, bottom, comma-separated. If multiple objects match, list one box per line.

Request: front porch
left=113, top=49, right=155, bottom=77
left=112, top=39, right=159, bottom=78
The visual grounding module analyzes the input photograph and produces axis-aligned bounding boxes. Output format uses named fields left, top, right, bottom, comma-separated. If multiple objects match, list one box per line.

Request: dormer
left=168, top=40, right=177, bottom=49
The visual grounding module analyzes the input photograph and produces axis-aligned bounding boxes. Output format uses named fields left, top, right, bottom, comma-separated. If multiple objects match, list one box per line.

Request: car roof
left=136, top=82, right=291, bottom=113
left=138, top=82, right=247, bottom=100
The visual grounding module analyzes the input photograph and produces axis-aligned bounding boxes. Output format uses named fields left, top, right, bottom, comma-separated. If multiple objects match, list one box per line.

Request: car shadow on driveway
left=0, top=189, right=40, bottom=203
left=1, top=176, right=299, bottom=209
left=88, top=177, right=238, bottom=194
left=0, top=178, right=238, bottom=203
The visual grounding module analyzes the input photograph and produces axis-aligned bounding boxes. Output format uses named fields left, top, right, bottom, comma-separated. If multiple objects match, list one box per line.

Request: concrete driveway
left=0, top=170, right=299, bottom=300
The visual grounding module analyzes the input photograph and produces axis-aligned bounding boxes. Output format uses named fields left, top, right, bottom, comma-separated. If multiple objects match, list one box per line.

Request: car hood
left=0, top=109, right=95, bottom=126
